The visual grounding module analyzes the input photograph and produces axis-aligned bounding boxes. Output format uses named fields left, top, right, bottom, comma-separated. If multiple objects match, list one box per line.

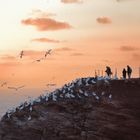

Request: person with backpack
left=127, top=65, right=132, bottom=79
left=105, top=66, right=112, bottom=78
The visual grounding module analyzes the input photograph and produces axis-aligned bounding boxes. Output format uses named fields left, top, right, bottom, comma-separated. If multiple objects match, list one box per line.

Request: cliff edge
left=0, top=77, right=140, bottom=140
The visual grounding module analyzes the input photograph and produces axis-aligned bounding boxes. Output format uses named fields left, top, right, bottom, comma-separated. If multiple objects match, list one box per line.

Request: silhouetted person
left=122, top=68, right=127, bottom=79
left=105, top=66, right=112, bottom=77
left=127, top=65, right=132, bottom=79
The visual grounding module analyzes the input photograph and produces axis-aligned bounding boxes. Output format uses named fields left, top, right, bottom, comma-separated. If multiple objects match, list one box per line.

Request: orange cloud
left=21, top=17, right=72, bottom=31
left=96, top=17, right=112, bottom=24
left=61, top=0, right=83, bottom=3
left=120, top=46, right=139, bottom=51
left=31, top=38, right=60, bottom=43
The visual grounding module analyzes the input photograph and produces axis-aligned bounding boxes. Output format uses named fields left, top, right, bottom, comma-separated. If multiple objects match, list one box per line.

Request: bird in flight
left=45, top=49, right=52, bottom=58
left=32, top=58, right=44, bottom=63
left=1, top=82, right=7, bottom=87
left=8, top=85, right=25, bottom=91
left=46, top=83, right=56, bottom=87
left=20, top=50, right=24, bottom=59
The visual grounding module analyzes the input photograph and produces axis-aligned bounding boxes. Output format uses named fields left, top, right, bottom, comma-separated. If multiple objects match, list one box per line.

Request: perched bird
left=8, top=85, right=25, bottom=91
left=109, top=94, right=112, bottom=100
left=45, top=49, right=52, bottom=58
left=27, top=115, right=31, bottom=121
left=20, top=50, right=24, bottom=59
left=29, top=106, right=33, bottom=112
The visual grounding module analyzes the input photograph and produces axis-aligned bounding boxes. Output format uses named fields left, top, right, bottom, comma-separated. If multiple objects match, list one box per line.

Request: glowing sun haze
left=0, top=0, right=140, bottom=86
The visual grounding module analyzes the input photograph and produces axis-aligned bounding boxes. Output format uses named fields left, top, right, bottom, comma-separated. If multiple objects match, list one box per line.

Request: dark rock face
left=0, top=78, right=140, bottom=140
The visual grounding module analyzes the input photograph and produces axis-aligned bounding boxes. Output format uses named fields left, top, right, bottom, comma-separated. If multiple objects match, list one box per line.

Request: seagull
left=52, top=93, right=57, bottom=101
left=8, top=85, right=25, bottom=91
left=27, top=115, right=31, bottom=121
left=1, top=82, right=7, bottom=87
left=45, top=49, right=52, bottom=58
left=95, top=95, right=99, bottom=100
left=29, top=106, right=33, bottom=112
left=46, top=83, right=56, bottom=87
left=92, top=92, right=96, bottom=96
left=109, top=94, right=112, bottom=99
left=32, top=58, right=44, bottom=63
left=79, top=89, right=84, bottom=94
left=20, top=50, right=24, bottom=59
left=84, top=92, right=88, bottom=97
left=101, top=91, right=105, bottom=96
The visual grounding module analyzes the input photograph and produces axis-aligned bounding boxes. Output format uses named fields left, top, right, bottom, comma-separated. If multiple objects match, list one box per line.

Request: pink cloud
left=21, top=17, right=72, bottom=31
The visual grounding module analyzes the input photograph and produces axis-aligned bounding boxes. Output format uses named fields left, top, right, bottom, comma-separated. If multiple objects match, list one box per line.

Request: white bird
left=91, top=80, right=96, bottom=84
left=28, top=115, right=31, bottom=121
left=70, top=94, right=75, bottom=98
left=19, top=105, right=24, bottom=110
left=45, top=49, right=52, bottom=58
left=84, top=92, right=88, bottom=97
left=52, top=93, right=57, bottom=101
left=77, top=79, right=82, bottom=86
left=77, top=94, right=81, bottom=98
left=65, top=93, right=71, bottom=98
left=45, top=96, right=49, bottom=101
left=8, top=85, right=25, bottom=91
left=35, top=98, right=41, bottom=103
left=62, top=89, right=66, bottom=94
left=79, top=89, right=84, bottom=94
left=101, top=91, right=105, bottom=96
left=29, top=106, right=33, bottom=112
left=60, top=94, right=63, bottom=98
left=109, top=94, right=112, bottom=99
left=7, top=113, right=11, bottom=119
left=92, top=92, right=96, bottom=96
left=95, top=95, right=99, bottom=100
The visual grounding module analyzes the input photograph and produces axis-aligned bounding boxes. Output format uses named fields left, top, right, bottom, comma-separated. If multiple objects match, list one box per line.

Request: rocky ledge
left=0, top=77, right=140, bottom=140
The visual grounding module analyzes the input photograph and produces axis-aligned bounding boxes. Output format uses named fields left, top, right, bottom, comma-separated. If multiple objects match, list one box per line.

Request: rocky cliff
left=0, top=77, right=140, bottom=140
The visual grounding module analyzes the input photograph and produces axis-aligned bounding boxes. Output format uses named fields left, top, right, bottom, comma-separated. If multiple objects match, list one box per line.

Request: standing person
left=127, top=65, right=132, bottom=79
left=105, top=66, right=112, bottom=78
left=122, top=68, right=127, bottom=79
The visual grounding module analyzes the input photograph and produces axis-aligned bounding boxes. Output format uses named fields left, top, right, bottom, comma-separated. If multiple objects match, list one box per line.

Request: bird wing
left=8, top=87, right=16, bottom=90
left=18, top=85, right=25, bottom=89
left=48, top=49, right=52, bottom=54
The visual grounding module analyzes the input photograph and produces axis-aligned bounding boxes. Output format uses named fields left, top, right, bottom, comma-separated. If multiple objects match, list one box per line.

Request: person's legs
left=128, top=73, right=131, bottom=79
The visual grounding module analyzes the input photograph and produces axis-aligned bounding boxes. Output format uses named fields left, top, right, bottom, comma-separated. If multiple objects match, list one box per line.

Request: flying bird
left=32, top=58, right=44, bottom=63
left=20, top=50, right=24, bottom=59
left=46, top=83, right=56, bottom=87
left=1, top=82, right=7, bottom=87
left=45, top=49, right=52, bottom=58
left=8, top=85, right=25, bottom=91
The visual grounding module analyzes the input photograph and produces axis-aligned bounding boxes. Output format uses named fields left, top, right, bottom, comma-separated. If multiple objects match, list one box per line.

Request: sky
left=0, top=0, right=140, bottom=88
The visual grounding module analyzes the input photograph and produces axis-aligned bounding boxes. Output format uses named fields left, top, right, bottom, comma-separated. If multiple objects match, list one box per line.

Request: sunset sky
left=0, top=0, right=140, bottom=87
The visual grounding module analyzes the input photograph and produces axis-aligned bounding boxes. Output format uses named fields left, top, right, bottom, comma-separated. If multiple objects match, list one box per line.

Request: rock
left=0, top=78, right=140, bottom=140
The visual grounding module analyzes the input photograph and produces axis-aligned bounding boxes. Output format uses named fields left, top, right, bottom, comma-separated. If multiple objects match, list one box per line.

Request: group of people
left=105, top=65, right=132, bottom=79
left=122, top=65, right=132, bottom=79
